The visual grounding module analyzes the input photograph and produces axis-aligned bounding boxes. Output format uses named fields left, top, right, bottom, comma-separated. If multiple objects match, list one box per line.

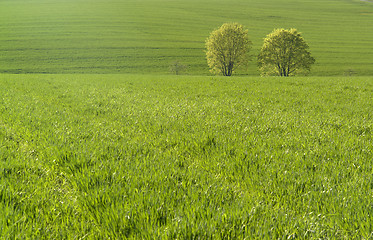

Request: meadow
left=1, top=0, right=373, bottom=238
left=1, top=74, right=373, bottom=238
left=0, top=0, right=372, bottom=75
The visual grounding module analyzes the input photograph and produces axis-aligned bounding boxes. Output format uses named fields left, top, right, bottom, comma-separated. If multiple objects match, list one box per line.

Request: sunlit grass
left=1, top=74, right=372, bottom=238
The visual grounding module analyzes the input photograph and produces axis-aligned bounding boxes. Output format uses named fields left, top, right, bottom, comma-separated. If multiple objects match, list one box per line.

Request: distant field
left=0, top=0, right=372, bottom=75
left=1, top=74, right=373, bottom=238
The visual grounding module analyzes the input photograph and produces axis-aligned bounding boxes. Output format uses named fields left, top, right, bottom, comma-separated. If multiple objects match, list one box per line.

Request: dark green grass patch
left=0, top=74, right=373, bottom=238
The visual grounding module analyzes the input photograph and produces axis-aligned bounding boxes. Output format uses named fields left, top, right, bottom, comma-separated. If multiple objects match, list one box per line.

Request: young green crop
left=0, top=0, right=372, bottom=75
left=1, top=74, right=373, bottom=238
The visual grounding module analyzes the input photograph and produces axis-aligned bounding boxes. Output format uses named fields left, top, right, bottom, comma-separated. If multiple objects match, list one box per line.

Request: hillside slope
left=0, top=0, right=372, bottom=75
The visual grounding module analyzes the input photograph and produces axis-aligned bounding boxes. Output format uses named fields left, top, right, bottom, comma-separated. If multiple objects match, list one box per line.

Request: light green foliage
left=205, top=23, right=252, bottom=76
left=258, top=28, right=315, bottom=76
left=1, top=74, right=373, bottom=238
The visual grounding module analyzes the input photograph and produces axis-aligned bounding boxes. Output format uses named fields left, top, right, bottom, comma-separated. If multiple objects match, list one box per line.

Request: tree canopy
left=205, top=23, right=252, bottom=76
left=258, top=28, right=315, bottom=76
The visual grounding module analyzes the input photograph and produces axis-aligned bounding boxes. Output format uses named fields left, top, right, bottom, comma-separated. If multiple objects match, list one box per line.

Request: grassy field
left=0, top=0, right=373, bottom=75
left=1, top=0, right=373, bottom=238
left=1, top=74, right=373, bottom=238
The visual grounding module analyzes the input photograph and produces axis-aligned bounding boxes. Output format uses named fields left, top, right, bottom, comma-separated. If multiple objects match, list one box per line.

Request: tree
left=205, top=23, right=252, bottom=76
left=169, top=60, right=187, bottom=75
left=258, top=28, right=315, bottom=76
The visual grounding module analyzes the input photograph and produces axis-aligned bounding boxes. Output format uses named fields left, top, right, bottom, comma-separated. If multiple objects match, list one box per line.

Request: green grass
left=0, top=0, right=373, bottom=75
left=1, top=74, right=373, bottom=238
left=1, top=0, right=373, bottom=238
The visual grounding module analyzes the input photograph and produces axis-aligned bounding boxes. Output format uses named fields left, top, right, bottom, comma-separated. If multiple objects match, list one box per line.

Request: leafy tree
left=258, top=28, right=315, bottom=76
left=205, top=23, right=252, bottom=76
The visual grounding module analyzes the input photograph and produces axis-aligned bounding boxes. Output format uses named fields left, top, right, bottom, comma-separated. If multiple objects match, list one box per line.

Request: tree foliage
left=206, top=23, right=252, bottom=76
left=258, top=28, right=315, bottom=76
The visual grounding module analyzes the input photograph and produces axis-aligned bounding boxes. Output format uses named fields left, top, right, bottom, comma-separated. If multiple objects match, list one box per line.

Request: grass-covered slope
left=0, top=0, right=372, bottom=75
left=1, top=74, right=373, bottom=238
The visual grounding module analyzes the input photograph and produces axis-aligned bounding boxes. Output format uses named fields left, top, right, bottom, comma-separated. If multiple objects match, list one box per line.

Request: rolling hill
left=0, top=0, right=372, bottom=75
